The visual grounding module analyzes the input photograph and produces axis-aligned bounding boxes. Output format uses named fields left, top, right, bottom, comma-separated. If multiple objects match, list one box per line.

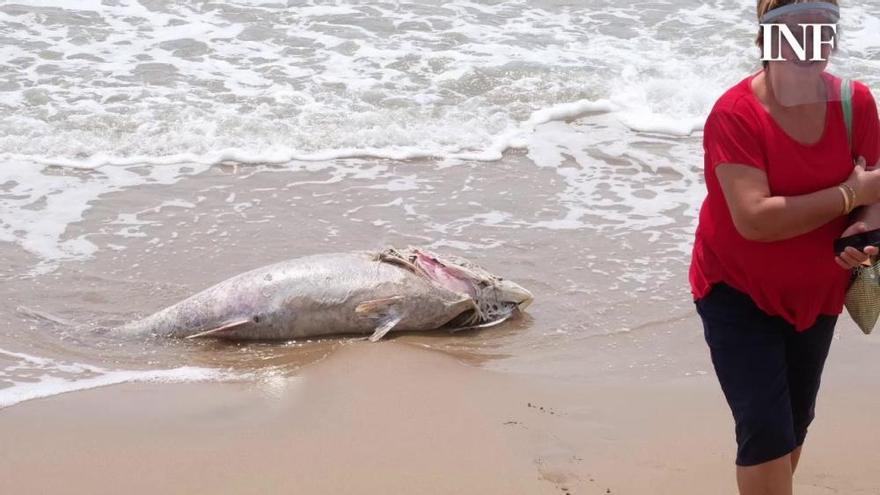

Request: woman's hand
left=844, top=156, right=880, bottom=207
left=834, top=220, right=879, bottom=269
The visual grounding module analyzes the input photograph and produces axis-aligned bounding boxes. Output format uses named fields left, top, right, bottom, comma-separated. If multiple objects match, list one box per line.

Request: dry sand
left=1, top=335, right=877, bottom=495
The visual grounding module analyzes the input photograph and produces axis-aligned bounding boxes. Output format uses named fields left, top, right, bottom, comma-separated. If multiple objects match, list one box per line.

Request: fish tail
left=16, top=305, right=77, bottom=327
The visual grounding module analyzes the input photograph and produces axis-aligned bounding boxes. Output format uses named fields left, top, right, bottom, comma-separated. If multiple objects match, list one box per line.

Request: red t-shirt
left=690, top=71, right=880, bottom=331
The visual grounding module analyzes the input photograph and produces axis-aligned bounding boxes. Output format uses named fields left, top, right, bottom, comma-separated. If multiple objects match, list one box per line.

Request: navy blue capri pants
left=695, top=282, right=836, bottom=466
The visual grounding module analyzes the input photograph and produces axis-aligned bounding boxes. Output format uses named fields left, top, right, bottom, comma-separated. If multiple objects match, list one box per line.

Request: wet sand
left=1, top=332, right=878, bottom=495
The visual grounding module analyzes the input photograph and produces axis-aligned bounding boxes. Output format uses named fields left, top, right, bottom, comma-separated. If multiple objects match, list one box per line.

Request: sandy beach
left=2, top=326, right=878, bottom=495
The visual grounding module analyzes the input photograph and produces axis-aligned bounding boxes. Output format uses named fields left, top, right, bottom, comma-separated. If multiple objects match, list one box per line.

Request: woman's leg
left=730, top=314, right=835, bottom=494
left=737, top=455, right=793, bottom=495
left=785, top=315, right=836, bottom=476
left=696, top=283, right=799, bottom=495
left=790, top=446, right=802, bottom=474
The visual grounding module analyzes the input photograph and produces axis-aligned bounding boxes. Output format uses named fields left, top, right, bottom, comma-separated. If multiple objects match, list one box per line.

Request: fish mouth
left=443, top=303, right=521, bottom=331
left=496, top=279, right=534, bottom=311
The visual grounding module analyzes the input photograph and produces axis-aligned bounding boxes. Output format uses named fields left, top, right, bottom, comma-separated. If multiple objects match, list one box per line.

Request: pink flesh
left=414, top=252, right=475, bottom=297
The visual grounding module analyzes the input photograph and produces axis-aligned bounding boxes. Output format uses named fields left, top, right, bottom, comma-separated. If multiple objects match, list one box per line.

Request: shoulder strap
left=841, top=78, right=854, bottom=152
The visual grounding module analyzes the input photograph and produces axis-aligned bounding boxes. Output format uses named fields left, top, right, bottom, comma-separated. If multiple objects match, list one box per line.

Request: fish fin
left=356, top=296, right=405, bottom=342
left=355, top=296, right=405, bottom=316
left=368, top=314, right=403, bottom=342
left=16, top=305, right=76, bottom=327
left=185, top=319, right=252, bottom=339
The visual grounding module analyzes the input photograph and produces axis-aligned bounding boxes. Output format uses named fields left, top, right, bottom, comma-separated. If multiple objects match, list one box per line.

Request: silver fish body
left=115, top=248, right=533, bottom=341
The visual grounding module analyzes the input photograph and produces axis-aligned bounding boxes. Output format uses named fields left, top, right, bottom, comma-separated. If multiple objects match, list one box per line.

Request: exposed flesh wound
left=413, top=251, right=475, bottom=297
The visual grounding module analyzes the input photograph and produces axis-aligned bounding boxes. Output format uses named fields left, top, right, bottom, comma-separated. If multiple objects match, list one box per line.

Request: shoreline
left=1, top=336, right=877, bottom=495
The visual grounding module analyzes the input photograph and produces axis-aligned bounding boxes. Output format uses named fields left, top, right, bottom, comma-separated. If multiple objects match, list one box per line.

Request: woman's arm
left=715, top=156, right=880, bottom=243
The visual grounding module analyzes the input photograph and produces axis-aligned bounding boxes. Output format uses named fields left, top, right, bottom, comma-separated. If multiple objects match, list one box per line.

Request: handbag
left=845, top=261, right=880, bottom=334
left=841, top=78, right=880, bottom=335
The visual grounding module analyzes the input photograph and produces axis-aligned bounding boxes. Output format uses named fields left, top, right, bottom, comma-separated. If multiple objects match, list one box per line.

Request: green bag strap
left=841, top=78, right=854, bottom=152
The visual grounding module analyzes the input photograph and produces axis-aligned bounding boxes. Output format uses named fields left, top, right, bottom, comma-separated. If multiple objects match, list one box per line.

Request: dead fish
left=114, top=246, right=533, bottom=341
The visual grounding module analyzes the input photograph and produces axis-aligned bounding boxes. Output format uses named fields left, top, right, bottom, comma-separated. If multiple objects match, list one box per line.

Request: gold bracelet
left=840, top=183, right=858, bottom=211
left=838, top=185, right=852, bottom=215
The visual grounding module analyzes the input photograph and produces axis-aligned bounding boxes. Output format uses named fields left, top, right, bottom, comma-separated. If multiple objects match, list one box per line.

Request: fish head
left=400, top=247, right=534, bottom=323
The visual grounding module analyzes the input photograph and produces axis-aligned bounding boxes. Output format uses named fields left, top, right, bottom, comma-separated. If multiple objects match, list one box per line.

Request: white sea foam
left=0, top=0, right=788, bottom=165
left=0, top=347, right=246, bottom=409
left=0, top=0, right=877, bottom=271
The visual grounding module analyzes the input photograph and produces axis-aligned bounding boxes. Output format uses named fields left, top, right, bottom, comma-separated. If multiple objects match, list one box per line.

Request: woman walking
left=690, top=1, right=880, bottom=493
